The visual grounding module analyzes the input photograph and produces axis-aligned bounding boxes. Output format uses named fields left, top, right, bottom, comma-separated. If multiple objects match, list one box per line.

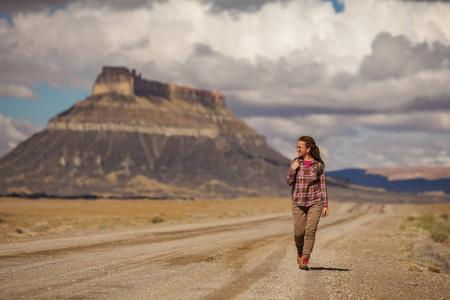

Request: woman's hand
left=290, top=159, right=300, bottom=170
left=322, top=207, right=329, bottom=218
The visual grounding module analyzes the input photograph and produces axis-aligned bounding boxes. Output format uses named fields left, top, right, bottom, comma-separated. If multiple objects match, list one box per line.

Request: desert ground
left=0, top=197, right=449, bottom=299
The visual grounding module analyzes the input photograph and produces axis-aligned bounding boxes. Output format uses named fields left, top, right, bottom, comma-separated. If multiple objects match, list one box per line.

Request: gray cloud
left=226, top=93, right=450, bottom=119
left=359, top=133, right=450, bottom=167
left=360, top=32, right=450, bottom=81
left=0, top=52, right=92, bottom=88
left=0, top=115, right=43, bottom=157
left=0, top=0, right=69, bottom=13
left=358, top=112, right=450, bottom=133
left=121, top=38, right=150, bottom=51
left=330, top=72, right=361, bottom=90
left=226, top=95, right=377, bottom=118
left=74, top=0, right=163, bottom=11
left=0, top=0, right=165, bottom=13
left=402, top=94, right=450, bottom=112
left=402, top=0, right=450, bottom=2
left=0, top=0, right=290, bottom=14
left=175, top=43, right=326, bottom=92
left=202, top=0, right=292, bottom=13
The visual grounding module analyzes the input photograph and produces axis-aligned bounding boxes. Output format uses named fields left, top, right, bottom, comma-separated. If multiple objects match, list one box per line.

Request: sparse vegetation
left=151, top=216, right=164, bottom=224
left=406, top=215, right=416, bottom=222
left=407, top=263, right=421, bottom=272
left=405, top=212, right=450, bottom=243
left=413, top=243, right=450, bottom=274
left=14, top=228, right=27, bottom=234
left=401, top=208, right=450, bottom=274
left=30, top=222, right=51, bottom=232
left=414, top=212, right=450, bottom=243
left=417, top=212, right=435, bottom=230
left=0, top=197, right=292, bottom=240
left=427, top=265, right=441, bottom=273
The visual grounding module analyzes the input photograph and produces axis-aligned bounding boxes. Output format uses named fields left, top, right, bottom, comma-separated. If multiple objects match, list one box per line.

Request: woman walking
left=286, top=136, right=328, bottom=270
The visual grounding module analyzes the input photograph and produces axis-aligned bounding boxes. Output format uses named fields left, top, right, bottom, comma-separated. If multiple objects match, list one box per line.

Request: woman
left=286, top=136, right=328, bottom=270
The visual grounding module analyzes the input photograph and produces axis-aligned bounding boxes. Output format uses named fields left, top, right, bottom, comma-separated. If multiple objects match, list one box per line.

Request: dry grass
left=427, top=265, right=441, bottom=273
left=0, top=197, right=295, bottom=242
left=399, top=205, right=450, bottom=273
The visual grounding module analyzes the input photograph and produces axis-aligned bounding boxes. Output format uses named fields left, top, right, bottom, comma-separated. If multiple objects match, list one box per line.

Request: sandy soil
left=0, top=199, right=449, bottom=299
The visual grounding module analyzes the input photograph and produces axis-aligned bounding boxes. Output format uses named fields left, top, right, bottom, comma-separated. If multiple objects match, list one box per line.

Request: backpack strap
left=291, top=157, right=303, bottom=197
left=316, top=161, right=324, bottom=178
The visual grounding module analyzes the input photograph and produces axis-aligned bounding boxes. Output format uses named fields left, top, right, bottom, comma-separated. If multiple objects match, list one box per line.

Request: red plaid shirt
left=287, top=159, right=328, bottom=207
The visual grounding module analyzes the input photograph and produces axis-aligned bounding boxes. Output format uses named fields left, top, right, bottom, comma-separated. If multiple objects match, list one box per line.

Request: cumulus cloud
left=357, top=133, right=450, bottom=168
left=360, top=32, right=450, bottom=81
left=0, top=83, right=37, bottom=98
left=0, top=0, right=69, bottom=13
left=402, top=0, right=450, bottom=2
left=0, top=114, right=44, bottom=157
left=244, top=114, right=358, bottom=165
left=202, top=0, right=292, bottom=13
left=1, top=0, right=450, bottom=169
left=0, top=0, right=292, bottom=14
left=402, top=94, right=450, bottom=112
left=0, top=0, right=160, bottom=14
left=227, top=96, right=376, bottom=118
left=357, top=112, right=450, bottom=133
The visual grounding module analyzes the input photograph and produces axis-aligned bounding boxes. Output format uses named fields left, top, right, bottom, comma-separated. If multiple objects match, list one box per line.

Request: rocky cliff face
left=0, top=67, right=289, bottom=198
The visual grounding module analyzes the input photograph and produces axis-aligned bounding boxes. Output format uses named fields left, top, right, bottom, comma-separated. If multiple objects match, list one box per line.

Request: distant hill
left=327, top=168, right=450, bottom=195
left=366, top=167, right=450, bottom=181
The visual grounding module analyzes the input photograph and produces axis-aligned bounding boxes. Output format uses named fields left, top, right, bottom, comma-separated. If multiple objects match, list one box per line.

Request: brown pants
left=292, top=202, right=323, bottom=259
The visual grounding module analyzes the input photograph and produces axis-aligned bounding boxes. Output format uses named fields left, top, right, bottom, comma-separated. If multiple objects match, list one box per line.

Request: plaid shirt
left=287, top=159, right=328, bottom=207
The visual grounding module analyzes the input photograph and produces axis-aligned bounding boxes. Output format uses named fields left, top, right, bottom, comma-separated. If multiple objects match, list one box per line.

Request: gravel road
left=1, top=203, right=448, bottom=299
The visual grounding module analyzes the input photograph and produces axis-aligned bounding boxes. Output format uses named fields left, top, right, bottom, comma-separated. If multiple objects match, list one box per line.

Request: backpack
left=290, top=157, right=324, bottom=197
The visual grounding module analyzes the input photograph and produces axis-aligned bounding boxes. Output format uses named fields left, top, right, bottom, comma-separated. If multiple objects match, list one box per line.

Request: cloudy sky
left=0, top=0, right=449, bottom=171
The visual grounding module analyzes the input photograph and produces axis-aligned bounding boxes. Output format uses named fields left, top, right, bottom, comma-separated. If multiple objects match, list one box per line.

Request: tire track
left=202, top=236, right=291, bottom=300
left=0, top=203, right=388, bottom=299
left=0, top=215, right=289, bottom=260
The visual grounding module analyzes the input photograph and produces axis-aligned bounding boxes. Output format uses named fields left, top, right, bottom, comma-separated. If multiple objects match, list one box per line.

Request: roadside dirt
left=0, top=202, right=449, bottom=299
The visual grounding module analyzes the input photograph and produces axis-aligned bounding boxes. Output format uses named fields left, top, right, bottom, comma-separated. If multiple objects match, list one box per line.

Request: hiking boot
left=299, top=257, right=309, bottom=270
left=297, top=251, right=303, bottom=266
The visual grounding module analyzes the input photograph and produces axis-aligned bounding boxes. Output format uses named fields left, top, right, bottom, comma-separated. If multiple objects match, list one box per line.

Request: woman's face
left=296, top=141, right=310, bottom=158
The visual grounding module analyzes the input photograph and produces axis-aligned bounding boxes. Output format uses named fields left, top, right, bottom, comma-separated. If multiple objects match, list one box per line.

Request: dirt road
left=1, top=203, right=448, bottom=299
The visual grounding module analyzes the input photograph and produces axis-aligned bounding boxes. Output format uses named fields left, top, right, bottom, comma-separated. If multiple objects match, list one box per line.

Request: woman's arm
left=319, top=167, right=328, bottom=208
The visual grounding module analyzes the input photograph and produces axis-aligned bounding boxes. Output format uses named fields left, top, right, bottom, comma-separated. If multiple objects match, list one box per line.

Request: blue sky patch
left=0, top=84, right=89, bottom=125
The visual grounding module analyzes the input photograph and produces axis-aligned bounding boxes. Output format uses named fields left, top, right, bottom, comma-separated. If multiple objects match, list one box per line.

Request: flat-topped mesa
left=0, top=66, right=289, bottom=199
left=92, top=66, right=225, bottom=109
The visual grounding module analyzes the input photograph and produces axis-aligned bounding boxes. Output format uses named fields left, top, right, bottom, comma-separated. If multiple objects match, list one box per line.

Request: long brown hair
left=298, top=136, right=324, bottom=164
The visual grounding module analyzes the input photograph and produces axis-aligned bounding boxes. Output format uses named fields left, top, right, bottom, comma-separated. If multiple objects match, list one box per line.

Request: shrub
left=30, top=222, right=51, bottom=232
left=406, top=215, right=416, bottom=222
left=417, top=212, right=435, bottom=230
left=429, top=222, right=449, bottom=243
left=427, top=265, right=441, bottom=273
left=151, top=216, right=164, bottom=224
left=413, top=243, right=450, bottom=274
left=416, top=212, right=449, bottom=243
